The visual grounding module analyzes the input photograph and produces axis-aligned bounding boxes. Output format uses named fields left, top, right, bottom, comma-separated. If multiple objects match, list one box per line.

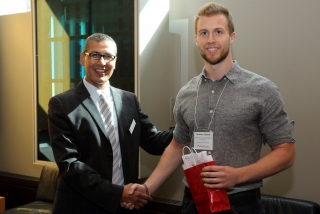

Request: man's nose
left=208, top=33, right=216, bottom=43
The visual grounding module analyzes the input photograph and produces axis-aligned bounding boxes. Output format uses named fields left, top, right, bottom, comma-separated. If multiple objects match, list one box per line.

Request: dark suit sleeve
left=48, top=95, right=122, bottom=213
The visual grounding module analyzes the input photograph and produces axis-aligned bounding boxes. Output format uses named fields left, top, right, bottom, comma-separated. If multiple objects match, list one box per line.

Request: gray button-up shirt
left=174, top=61, right=295, bottom=193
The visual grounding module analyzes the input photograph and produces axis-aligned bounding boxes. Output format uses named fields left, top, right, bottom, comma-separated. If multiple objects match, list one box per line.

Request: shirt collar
left=201, top=60, right=241, bottom=84
left=83, top=78, right=111, bottom=101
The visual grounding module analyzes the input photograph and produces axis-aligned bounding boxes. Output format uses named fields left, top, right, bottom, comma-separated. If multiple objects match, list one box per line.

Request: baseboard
left=0, top=171, right=39, bottom=210
left=141, top=197, right=181, bottom=214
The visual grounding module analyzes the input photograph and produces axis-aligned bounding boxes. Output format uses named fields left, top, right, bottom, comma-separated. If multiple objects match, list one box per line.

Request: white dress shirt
left=83, top=78, right=124, bottom=186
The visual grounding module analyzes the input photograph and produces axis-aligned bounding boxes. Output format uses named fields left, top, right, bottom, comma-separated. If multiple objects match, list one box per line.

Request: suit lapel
left=76, top=81, right=109, bottom=138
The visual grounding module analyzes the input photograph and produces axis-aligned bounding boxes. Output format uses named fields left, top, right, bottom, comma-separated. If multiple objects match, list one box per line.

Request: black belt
left=184, top=187, right=260, bottom=206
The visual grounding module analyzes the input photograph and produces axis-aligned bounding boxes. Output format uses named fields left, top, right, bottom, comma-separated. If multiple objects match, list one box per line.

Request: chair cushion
left=0, top=201, right=53, bottom=213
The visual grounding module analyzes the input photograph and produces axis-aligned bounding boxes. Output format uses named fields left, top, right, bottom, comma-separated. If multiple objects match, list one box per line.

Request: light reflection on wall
left=0, top=0, right=30, bottom=16
left=139, top=0, right=169, bottom=55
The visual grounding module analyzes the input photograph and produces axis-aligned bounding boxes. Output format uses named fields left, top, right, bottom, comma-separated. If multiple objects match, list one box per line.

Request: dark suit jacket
left=48, top=81, right=172, bottom=214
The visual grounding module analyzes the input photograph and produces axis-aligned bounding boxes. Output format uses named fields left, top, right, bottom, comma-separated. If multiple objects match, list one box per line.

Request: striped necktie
left=98, top=95, right=122, bottom=185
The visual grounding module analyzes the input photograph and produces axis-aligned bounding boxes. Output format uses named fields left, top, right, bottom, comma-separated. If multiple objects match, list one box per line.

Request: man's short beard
left=201, top=47, right=229, bottom=65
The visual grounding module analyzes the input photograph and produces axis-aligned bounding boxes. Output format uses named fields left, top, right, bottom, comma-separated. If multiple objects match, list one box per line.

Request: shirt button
left=207, top=151, right=212, bottom=155
left=211, top=90, right=214, bottom=93
left=210, top=110, right=213, bottom=113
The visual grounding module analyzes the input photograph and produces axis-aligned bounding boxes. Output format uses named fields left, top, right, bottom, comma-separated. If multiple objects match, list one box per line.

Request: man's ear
left=80, top=52, right=85, bottom=65
left=113, top=56, right=117, bottom=69
left=230, top=32, right=236, bottom=45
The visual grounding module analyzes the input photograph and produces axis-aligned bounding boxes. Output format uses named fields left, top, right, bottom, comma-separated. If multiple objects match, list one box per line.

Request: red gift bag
left=182, top=147, right=230, bottom=213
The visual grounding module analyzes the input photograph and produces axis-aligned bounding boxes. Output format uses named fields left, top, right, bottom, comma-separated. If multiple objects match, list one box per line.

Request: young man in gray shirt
left=128, top=2, right=295, bottom=214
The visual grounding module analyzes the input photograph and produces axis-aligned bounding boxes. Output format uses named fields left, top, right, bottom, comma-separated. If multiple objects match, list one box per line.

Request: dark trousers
left=116, top=207, right=140, bottom=214
left=181, top=187, right=265, bottom=214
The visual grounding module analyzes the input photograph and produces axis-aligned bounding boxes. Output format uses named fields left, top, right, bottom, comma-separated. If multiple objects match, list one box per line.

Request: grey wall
left=0, top=0, right=319, bottom=205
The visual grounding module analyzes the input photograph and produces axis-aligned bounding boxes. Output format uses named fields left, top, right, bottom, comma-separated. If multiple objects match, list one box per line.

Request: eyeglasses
left=84, top=52, right=116, bottom=62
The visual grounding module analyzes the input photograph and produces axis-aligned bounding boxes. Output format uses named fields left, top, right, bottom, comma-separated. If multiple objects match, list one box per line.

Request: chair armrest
left=36, top=165, right=59, bottom=203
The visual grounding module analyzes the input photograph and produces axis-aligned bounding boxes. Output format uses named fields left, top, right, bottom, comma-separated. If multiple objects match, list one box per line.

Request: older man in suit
left=48, top=33, right=172, bottom=214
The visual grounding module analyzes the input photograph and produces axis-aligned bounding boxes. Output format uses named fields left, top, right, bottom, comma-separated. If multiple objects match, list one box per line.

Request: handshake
left=120, top=183, right=152, bottom=210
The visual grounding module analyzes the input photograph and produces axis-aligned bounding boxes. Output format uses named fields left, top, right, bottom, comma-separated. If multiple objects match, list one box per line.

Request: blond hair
left=194, top=2, right=234, bottom=34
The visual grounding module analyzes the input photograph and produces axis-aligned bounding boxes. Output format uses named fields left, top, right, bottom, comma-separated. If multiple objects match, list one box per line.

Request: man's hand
left=120, top=183, right=152, bottom=210
left=127, top=183, right=148, bottom=195
left=201, top=143, right=295, bottom=189
left=201, top=165, right=240, bottom=189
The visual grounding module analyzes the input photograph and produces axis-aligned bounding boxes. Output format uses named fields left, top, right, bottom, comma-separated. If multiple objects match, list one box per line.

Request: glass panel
left=36, top=0, right=135, bottom=162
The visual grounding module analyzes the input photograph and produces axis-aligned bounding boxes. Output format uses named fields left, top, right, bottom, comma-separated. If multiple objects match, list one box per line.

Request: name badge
left=194, top=132, right=213, bottom=150
left=129, top=119, right=136, bottom=134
